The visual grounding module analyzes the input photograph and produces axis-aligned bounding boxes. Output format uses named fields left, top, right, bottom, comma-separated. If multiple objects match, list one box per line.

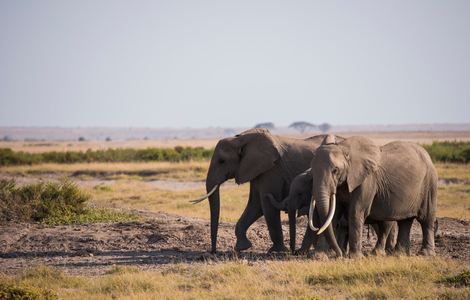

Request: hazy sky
left=1, top=1, right=469, bottom=127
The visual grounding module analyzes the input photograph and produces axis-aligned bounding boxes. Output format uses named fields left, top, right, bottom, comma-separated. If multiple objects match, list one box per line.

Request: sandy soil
left=0, top=211, right=468, bottom=276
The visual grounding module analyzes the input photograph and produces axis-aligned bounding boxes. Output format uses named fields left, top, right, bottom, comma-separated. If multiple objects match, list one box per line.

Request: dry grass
left=437, top=184, right=470, bottom=220
left=436, top=163, right=470, bottom=181
left=1, top=161, right=209, bottom=181
left=0, top=139, right=217, bottom=153
left=435, top=163, right=470, bottom=220
left=87, top=180, right=249, bottom=222
left=0, top=257, right=468, bottom=299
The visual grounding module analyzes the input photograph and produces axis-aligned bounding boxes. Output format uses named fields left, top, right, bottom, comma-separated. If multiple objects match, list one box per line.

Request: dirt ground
left=1, top=211, right=469, bottom=276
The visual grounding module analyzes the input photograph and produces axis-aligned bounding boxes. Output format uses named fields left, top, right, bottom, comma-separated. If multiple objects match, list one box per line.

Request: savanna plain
left=0, top=132, right=469, bottom=299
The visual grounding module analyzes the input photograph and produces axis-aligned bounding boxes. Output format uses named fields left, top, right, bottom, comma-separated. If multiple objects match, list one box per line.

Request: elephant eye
left=332, top=167, right=339, bottom=175
left=218, top=158, right=225, bottom=164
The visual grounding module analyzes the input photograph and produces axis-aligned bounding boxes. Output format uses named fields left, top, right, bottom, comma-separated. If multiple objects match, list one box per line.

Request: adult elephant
left=268, top=168, right=397, bottom=256
left=192, top=128, right=342, bottom=253
left=309, top=135, right=437, bottom=258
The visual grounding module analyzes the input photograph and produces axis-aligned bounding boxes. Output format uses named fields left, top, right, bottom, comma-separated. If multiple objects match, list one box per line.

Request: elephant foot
left=418, top=248, right=436, bottom=256
left=349, top=251, right=364, bottom=259
left=267, top=244, right=288, bottom=254
left=234, top=238, right=252, bottom=252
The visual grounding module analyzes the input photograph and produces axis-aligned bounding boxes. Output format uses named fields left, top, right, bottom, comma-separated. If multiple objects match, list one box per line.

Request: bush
left=0, top=179, right=136, bottom=225
left=0, top=179, right=88, bottom=223
left=0, top=283, right=57, bottom=300
left=422, top=141, right=470, bottom=163
left=0, top=147, right=214, bottom=166
left=442, top=270, right=470, bottom=287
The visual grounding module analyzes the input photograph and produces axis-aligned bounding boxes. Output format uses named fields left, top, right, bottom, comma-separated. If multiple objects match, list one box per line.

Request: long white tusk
left=190, top=184, right=219, bottom=204
left=316, top=193, right=336, bottom=235
left=308, top=197, right=319, bottom=231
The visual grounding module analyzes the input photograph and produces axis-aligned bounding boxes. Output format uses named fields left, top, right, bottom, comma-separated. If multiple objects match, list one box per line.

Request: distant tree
left=78, top=136, right=86, bottom=141
left=105, top=137, right=112, bottom=142
left=318, top=123, right=331, bottom=133
left=143, top=136, right=149, bottom=140
left=254, top=122, right=275, bottom=130
left=289, top=121, right=316, bottom=133
left=2, top=135, right=13, bottom=141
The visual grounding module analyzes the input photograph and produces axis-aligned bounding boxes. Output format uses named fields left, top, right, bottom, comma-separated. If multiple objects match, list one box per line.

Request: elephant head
left=266, top=169, right=312, bottom=252
left=309, top=135, right=380, bottom=256
left=192, top=128, right=284, bottom=253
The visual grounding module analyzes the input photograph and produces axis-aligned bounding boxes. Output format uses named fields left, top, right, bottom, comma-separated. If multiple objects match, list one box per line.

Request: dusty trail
left=0, top=212, right=469, bottom=275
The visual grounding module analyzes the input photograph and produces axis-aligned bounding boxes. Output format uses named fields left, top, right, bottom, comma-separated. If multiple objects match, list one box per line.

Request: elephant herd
left=192, top=128, right=438, bottom=258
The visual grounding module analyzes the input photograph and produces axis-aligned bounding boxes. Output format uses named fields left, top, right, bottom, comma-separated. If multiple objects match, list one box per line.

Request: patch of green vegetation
left=41, top=208, right=138, bottom=225
left=0, top=146, right=213, bottom=166
left=423, top=141, right=470, bottom=163
left=0, top=283, right=57, bottom=300
left=441, top=270, right=470, bottom=287
left=0, top=179, right=137, bottom=225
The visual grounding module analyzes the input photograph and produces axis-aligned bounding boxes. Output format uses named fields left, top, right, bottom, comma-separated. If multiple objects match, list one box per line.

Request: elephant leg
left=417, top=217, right=436, bottom=256
left=235, top=184, right=263, bottom=251
left=297, top=226, right=317, bottom=255
left=372, top=222, right=392, bottom=256
left=260, top=192, right=287, bottom=253
left=394, top=218, right=414, bottom=255
left=348, top=212, right=364, bottom=259
left=385, top=222, right=398, bottom=254
left=334, top=205, right=349, bottom=254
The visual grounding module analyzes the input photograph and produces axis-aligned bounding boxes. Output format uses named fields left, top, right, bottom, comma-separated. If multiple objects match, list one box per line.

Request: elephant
left=267, top=168, right=397, bottom=256
left=266, top=168, right=341, bottom=254
left=191, top=128, right=343, bottom=253
left=308, top=135, right=437, bottom=258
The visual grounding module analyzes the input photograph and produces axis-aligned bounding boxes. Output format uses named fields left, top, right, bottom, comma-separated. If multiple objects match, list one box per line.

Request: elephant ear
left=235, top=128, right=283, bottom=184
left=341, top=136, right=380, bottom=193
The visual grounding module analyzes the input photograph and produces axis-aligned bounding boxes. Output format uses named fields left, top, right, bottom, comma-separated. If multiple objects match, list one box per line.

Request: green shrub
left=0, top=283, right=57, bottom=300
left=442, top=270, right=470, bottom=287
left=422, top=141, right=470, bottom=163
left=0, top=147, right=214, bottom=166
left=0, top=179, right=88, bottom=223
left=0, top=179, right=136, bottom=225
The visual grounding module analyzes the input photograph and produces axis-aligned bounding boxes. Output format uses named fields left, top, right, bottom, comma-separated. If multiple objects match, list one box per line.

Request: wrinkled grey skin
left=204, top=128, right=343, bottom=253
left=267, top=168, right=397, bottom=255
left=310, top=135, right=437, bottom=258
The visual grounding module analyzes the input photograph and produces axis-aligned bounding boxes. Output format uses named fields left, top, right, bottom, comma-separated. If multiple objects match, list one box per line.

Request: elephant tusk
left=317, top=193, right=336, bottom=235
left=308, top=197, right=319, bottom=231
left=190, top=184, right=219, bottom=204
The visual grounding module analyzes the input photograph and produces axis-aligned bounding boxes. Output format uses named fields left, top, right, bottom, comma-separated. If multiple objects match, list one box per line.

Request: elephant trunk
left=316, top=189, right=342, bottom=257
left=207, top=179, right=220, bottom=254
left=288, top=198, right=297, bottom=253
